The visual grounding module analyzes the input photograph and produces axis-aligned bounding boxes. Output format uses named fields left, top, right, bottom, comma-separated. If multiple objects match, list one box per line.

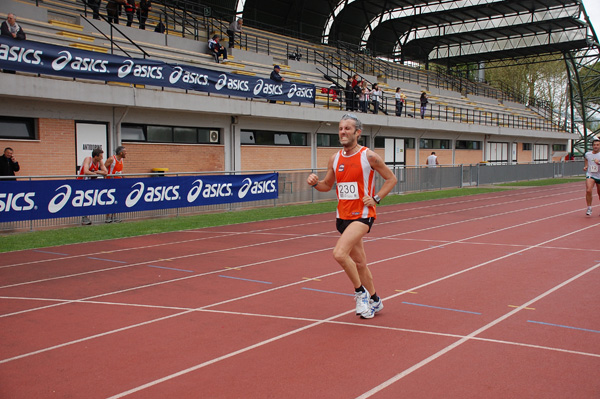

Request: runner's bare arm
left=307, top=153, right=336, bottom=191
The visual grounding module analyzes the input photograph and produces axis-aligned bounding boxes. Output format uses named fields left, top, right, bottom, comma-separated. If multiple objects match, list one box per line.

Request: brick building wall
left=1, top=118, right=76, bottom=177
left=122, top=143, right=225, bottom=174
left=517, top=143, right=533, bottom=163
left=455, top=150, right=484, bottom=165
left=241, top=146, right=311, bottom=171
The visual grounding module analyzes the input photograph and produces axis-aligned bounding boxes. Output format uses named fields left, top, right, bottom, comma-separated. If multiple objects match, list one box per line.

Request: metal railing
left=0, top=161, right=583, bottom=232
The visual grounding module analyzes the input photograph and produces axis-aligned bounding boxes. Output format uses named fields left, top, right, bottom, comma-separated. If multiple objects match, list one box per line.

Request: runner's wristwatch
left=373, top=195, right=381, bottom=204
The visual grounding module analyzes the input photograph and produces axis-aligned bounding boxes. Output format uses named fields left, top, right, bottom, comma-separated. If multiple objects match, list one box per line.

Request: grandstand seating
left=3, top=0, right=559, bottom=131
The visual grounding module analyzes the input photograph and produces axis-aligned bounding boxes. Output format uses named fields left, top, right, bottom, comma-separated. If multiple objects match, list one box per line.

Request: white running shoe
left=586, top=208, right=593, bottom=216
left=361, top=298, right=383, bottom=319
left=354, top=290, right=370, bottom=315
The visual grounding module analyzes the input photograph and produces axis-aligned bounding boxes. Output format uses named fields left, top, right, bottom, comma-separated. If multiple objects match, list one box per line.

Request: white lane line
left=354, top=270, right=600, bottom=396
left=0, top=185, right=572, bottom=270
left=0, top=196, right=582, bottom=320
left=93, top=223, right=600, bottom=397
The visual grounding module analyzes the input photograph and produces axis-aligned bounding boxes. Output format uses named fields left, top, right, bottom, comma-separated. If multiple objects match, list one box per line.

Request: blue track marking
left=33, top=250, right=69, bottom=256
left=218, top=275, right=272, bottom=284
left=402, top=302, right=482, bottom=315
left=87, top=257, right=128, bottom=263
left=527, top=320, right=600, bottom=334
left=147, top=265, right=194, bottom=273
left=301, top=287, right=355, bottom=297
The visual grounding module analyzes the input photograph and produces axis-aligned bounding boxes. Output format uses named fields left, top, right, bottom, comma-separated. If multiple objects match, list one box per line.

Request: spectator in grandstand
left=395, top=87, right=406, bottom=117
left=420, top=91, right=428, bottom=119
left=370, top=83, right=382, bottom=114
left=352, top=74, right=359, bottom=88
left=104, top=145, right=127, bottom=223
left=208, top=35, right=228, bottom=63
left=86, top=0, right=102, bottom=20
left=227, top=18, right=243, bottom=49
left=154, top=19, right=166, bottom=33
left=1, top=14, right=25, bottom=74
left=268, top=65, right=284, bottom=103
left=359, top=81, right=369, bottom=113
left=352, top=80, right=362, bottom=112
left=584, top=139, right=600, bottom=216
left=345, top=75, right=355, bottom=111
left=306, top=113, right=397, bottom=319
left=0, top=147, right=20, bottom=181
left=78, top=148, right=108, bottom=225
left=124, top=0, right=136, bottom=27
left=1, top=13, right=26, bottom=40
left=106, top=0, right=126, bottom=24
left=137, top=0, right=152, bottom=29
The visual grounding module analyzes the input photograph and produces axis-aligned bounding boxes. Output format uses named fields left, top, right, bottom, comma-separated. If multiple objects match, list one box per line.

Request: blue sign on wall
left=0, top=173, right=278, bottom=222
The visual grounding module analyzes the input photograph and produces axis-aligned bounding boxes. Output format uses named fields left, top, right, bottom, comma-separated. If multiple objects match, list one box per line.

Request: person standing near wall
left=420, top=92, right=428, bottom=119
left=268, top=65, right=284, bottom=103
left=425, top=151, right=439, bottom=188
left=227, top=18, right=243, bottom=49
left=0, top=147, right=20, bottom=181
left=104, top=146, right=127, bottom=223
left=395, top=87, right=406, bottom=116
left=371, top=83, right=382, bottom=115
left=137, top=0, right=152, bottom=29
left=78, top=148, right=108, bottom=225
left=306, top=113, right=397, bottom=319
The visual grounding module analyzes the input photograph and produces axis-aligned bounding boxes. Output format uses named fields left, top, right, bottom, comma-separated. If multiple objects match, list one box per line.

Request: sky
left=582, top=0, right=600, bottom=36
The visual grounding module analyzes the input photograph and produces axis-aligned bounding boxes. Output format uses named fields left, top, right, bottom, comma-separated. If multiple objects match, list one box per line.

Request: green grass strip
left=495, top=178, right=582, bottom=187
left=0, top=186, right=506, bottom=253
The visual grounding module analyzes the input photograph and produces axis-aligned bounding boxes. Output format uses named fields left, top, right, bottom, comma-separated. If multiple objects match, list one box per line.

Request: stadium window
left=317, top=133, right=366, bottom=147
left=375, top=137, right=414, bottom=148
left=147, top=126, right=173, bottom=143
left=522, top=143, right=532, bottom=151
left=317, top=133, right=336, bottom=147
left=241, top=130, right=307, bottom=146
left=533, top=144, right=549, bottom=161
left=552, top=144, right=567, bottom=151
left=456, top=140, right=481, bottom=150
left=0, top=116, right=36, bottom=140
left=174, top=127, right=198, bottom=143
left=122, top=124, right=220, bottom=144
left=420, top=138, right=450, bottom=149
left=486, top=142, right=508, bottom=164
left=121, top=124, right=145, bottom=141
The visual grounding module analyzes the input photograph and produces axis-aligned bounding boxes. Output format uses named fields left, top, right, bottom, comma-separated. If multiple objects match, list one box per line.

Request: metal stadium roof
left=209, top=0, right=598, bottom=67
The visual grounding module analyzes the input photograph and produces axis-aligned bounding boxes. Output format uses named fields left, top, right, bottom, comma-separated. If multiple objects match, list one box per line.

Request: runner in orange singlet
left=78, top=148, right=108, bottom=225
left=104, top=146, right=127, bottom=223
left=105, top=146, right=126, bottom=179
left=307, top=114, right=397, bottom=318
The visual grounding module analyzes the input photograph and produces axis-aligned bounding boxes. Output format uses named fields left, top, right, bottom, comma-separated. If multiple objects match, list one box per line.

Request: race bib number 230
left=337, top=182, right=359, bottom=200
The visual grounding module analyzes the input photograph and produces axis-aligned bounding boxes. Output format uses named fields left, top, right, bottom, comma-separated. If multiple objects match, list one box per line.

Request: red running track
left=1, top=183, right=599, bottom=398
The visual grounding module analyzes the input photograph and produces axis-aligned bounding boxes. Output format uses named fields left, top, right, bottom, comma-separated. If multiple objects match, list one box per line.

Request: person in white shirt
left=395, top=87, right=406, bottom=116
left=227, top=18, right=242, bottom=49
left=426, top=152, right=439, bottom=167
left=584, top=139, right=600, bottom=215
left=370, top=83, right=382, bottom=114
left=425, top=152, right=439, bottom=189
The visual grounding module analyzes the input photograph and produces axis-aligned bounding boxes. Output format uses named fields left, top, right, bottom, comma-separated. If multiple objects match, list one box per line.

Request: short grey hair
left=341, top=113, right=362, bottom=131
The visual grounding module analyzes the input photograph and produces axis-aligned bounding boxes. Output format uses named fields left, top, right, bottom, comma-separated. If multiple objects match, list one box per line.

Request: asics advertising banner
left=0, top=173, right=278, bottom=222
left=0, top=36, right=315, bottom=104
